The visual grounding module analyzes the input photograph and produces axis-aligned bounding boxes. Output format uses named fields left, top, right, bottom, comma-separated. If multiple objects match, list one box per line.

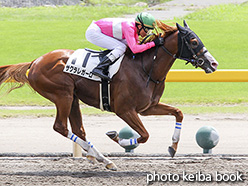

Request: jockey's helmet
left=135, top=12, right=156, bottom=30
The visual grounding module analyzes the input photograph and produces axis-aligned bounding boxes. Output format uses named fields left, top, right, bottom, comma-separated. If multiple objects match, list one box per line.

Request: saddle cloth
left=63, top=48, right=124, bottom=81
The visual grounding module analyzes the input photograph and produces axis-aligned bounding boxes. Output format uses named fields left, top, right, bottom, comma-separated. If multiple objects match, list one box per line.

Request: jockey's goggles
left=143, top=26, right=153, bottom=33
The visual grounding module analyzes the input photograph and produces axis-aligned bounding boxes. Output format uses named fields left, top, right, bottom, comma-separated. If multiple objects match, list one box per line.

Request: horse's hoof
left=106, top=163, right=117, bottom=171
left=86, top=155, right=97, bottom=164
left=168, top=146, right=176, bottom=158
left=106, top=131, right=119, bottom=140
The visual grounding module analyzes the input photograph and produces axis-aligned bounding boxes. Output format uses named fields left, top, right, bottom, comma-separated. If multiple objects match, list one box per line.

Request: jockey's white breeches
left=85, top=21, right=127, bottom=60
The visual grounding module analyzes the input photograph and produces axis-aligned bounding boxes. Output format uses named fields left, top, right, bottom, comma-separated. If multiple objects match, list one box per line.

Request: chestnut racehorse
left=0, top=21, right=218, bottom=171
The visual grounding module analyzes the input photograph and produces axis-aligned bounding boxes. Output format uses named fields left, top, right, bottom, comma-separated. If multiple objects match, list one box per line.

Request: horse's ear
left=176, top=23, right=187, bottom=35
left=183, top=20, right=189, bottom=28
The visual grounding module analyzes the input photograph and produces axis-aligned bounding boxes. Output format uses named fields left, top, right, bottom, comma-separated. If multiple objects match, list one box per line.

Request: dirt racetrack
left=0, top=114, right=247, bottom=185
left=0, top=114, right=247, bottom=155
left=0, top=156, right=247, bottom=185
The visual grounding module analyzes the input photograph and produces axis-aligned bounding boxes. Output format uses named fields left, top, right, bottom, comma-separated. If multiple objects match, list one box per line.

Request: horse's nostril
left=212, top=62, right=218, bottom=69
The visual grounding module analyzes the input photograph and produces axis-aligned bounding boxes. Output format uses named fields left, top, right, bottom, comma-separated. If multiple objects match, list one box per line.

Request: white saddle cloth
left=63, top=49, right=124, bottom=81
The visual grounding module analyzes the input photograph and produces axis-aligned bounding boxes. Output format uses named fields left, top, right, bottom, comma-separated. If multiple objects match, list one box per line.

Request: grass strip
left=1, top=103, right=247, bottom=118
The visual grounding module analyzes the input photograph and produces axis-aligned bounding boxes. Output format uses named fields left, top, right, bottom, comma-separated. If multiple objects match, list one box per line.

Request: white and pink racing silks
left=95, top=18, right=155, bottom=54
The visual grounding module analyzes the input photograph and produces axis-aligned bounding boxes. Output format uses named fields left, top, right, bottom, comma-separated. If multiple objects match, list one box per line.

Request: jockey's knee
left=112, top=45, right=127, bottom=58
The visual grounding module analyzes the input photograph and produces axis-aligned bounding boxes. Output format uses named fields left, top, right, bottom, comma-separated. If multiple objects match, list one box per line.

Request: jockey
left=85, top=12, right=164, bottom=81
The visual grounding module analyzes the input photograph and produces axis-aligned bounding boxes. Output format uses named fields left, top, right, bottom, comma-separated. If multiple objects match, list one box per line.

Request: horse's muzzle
left=203, top=50, right=219, bottom=73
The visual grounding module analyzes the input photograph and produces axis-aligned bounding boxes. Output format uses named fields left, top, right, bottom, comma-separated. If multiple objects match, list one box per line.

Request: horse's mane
left=143, top=20, right=178, bottom=43
left=156, top=20, right=178, bottom=38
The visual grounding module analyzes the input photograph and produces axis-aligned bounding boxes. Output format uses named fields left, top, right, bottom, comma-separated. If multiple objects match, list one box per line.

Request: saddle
left=85, top=48, right=111, bottom=60
left=63, top=48, right=125, bottom=112
left=63, top=48, right=124, bottom=82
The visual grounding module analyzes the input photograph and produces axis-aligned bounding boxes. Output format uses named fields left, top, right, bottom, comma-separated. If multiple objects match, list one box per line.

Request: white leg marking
left=172, top=122, right=182, bottom=143
left=67, top=131, right=113, bottom=165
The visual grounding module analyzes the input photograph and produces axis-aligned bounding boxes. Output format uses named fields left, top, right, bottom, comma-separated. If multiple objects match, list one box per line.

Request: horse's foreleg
left=140, top=102, right=183, bottom=157
left=116, top=110, right=149, bottom=146
left=68, top=96, right=117, bottom=171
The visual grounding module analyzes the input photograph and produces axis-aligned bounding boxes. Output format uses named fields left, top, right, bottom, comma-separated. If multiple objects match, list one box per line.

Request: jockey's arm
left=122, top=22, right=155, bottom=54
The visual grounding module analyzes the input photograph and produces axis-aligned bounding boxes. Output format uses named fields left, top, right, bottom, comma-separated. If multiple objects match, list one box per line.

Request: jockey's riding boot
left=92, top=54, right=115, bottom=81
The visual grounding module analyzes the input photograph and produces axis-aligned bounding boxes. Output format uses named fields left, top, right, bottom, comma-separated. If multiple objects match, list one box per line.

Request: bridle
left=161, top=31, right=208, bottom=68
left=141, top=31, right=208, bottom=86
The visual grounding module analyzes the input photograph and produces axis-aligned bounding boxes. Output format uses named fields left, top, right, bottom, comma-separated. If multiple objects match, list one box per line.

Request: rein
left=139, top=33, right=165, bottom=87
left=141, top=46, right=165, bottom=87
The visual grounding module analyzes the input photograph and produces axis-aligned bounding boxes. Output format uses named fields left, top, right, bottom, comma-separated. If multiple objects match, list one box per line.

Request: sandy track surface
left=0, top=114, right=247, bottom=155
left=1, top=113, right=247, bottom=185
left=0, top=156, right=247, bottom=185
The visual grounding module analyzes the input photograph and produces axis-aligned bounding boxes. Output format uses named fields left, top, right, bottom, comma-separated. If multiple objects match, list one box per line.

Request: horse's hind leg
left=68, top=95, right=117, bottom=171
left=68, top=95, right=86, bottom=140
left=52, top=95, right=89, bottom=152
left=52, top=95, right=73, bottom=138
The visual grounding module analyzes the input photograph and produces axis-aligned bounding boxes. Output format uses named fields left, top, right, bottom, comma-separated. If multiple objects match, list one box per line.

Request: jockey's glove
left=153, top=35, right=164, bottom=46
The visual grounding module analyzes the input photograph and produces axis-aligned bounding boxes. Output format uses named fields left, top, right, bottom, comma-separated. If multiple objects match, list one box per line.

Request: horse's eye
left=190, top=39, right=199, bottom=49
left=192, top=41, right=198, bottom=46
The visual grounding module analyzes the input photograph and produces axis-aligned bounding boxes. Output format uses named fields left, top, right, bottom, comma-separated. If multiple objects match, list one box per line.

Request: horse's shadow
left=1, top=170, right=149, bottom=178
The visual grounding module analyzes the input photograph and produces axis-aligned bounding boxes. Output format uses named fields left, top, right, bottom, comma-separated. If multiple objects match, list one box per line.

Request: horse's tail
left=0, top=62, right=32, bottom=94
